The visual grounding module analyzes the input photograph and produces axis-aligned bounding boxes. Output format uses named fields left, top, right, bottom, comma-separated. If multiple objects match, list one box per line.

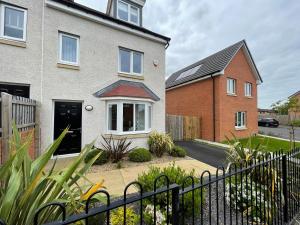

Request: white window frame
left=244, top=82, right=252, bottom=97
left=0, top=4, right=27, bottom=42
left=235, top=112, right=246, bottom=129
left=227, top=78, right=236, bottom=95
left=118, top=48, right=144, bottom=75
left=106, top=100, right=152, bottom=135
left=117, top=0, right=140, bottom=25
left=58, top=32, right=80, bottom=66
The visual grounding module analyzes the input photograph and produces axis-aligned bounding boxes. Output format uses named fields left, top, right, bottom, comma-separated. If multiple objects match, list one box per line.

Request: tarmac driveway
left=175, top=141, right=228, bottom=168
left=259, top=125, right=300, bottom=141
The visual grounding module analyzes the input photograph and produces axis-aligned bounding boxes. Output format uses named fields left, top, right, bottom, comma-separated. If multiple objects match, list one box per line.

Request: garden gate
left=166, top=114, right=201, bottom=141
left=0, top=92, right=40, bottom=164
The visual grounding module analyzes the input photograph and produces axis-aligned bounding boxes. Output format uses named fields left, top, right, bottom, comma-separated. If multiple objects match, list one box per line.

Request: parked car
left=258, top=118, right=279, bottom=127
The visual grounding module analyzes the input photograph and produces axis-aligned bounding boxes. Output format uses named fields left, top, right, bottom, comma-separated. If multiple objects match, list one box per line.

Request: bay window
left=235, top=112, right=246, bottom=129
left=107, top=101, right=152, bottom=134
left=0, top=4, right=27, bottom=41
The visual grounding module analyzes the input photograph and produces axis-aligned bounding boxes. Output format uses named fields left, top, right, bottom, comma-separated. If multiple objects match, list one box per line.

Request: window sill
left=57, top=63, right=80, bottom=70
left=235, top=127, right=247, bottom=131
left=103, top=133, right=150, bottom=139
left=0, top=38, right=26, bottom=48
left=118, top=73, right=144, bottom=80
left=227, top=93, right=237, bottom=97
left=245, top=96, right=253, bottom=99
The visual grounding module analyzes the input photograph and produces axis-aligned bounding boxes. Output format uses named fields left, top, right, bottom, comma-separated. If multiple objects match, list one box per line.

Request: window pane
left=148, top=105, right=152, bottom=129
left=130, top=6, right=138, bottom=24
left=108, top=104, right=117, bottom=131
left=135, top=104, right=145, bottom=131
left=123, top=103, right=134, bottom=131
left=119, top=49, right=131, bottom=73
left=4, top=7, right=24, bottom=39
left=118, top=1, right=128, bottom=21
left=61, top=35, right=78, bottom=63
left=133, top=52, right=142, bottom=74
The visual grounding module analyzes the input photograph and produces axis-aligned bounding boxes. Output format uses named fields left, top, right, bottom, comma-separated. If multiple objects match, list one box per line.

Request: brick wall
left=217, top=49, right=258, bottom=141
left=20, top=129, right=36, bottom=159
left=166, top=48, right=259, bottom=142
left=166, top=78, right=216, bottom=141
left=0, top=128, right=36, bottom=164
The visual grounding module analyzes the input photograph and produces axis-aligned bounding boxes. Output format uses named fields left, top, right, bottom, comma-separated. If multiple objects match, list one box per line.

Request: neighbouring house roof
left=93, top=80, right=160, bottom=101
left=289, top=90, right=300, bottom=98
left=166, top=40, right=263, bottom=89
left=49, top=0, right=170, bottom=42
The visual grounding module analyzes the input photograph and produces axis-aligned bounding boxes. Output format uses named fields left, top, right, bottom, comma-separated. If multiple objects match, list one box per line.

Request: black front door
left=54, top=101, right=82, bottom=156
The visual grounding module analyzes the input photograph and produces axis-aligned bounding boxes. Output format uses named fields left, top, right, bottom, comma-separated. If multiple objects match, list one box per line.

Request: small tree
left=288, top=97, right=300, bottom=149
left=271, top=97, right=300, bottom=149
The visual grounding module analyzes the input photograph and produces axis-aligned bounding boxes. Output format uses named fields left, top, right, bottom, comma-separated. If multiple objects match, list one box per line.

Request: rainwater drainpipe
left=211, top=74, right=216, bottom=142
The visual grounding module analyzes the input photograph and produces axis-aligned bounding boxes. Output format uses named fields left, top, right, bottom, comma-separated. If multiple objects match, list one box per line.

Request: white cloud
left=79, top=0, right=300, bottom=108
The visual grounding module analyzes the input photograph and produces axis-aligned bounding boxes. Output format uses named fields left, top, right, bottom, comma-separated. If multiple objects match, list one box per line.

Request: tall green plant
left=0, top=124, right=101, bottom=225
left=225, top=134, right=267, bottom=167
left=148, top=132, right=174, bottom=157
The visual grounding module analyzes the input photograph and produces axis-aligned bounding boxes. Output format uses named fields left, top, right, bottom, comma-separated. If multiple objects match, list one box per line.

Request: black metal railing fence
left=1, top=148, right=300, bottom=225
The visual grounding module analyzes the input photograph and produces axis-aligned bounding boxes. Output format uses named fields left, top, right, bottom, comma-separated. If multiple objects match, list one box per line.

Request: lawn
left=224, top=135, right=300, bottom=153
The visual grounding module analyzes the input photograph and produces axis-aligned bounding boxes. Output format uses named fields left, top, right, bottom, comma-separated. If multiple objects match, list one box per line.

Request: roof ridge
left=169, top=40, right=245, bottom=77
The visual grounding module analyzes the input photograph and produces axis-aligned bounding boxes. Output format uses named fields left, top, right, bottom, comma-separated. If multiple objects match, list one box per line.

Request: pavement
left=175, top=140, right=227, bottom=168
left=47, top=156, right=217, bottom=197
left=259, top=125, right=300, bottom=141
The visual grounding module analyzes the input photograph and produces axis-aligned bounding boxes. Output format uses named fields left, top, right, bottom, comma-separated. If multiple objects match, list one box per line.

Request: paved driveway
left=175, top=141, right=227, bottom=168
left=259, top=125, right=300, bottom=141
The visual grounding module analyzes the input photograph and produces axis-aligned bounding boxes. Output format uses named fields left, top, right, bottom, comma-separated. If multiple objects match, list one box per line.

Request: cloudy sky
left=77, top=0, right=300, bottom=108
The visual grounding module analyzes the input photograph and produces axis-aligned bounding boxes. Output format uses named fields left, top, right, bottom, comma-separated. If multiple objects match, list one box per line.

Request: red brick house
left=166, top=40, right=263, bottom=142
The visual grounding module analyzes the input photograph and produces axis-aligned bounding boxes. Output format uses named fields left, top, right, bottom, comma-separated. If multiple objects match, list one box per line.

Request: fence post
left=171, top=185, right=180, bottom=225
left=282, top=154, right=289, bottom=222
left=1, top=93, right=12, bottom=164
left=34, top=101, right=41, bottom=158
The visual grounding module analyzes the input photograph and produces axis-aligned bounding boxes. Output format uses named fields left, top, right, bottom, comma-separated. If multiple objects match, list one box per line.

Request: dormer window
left=117, top=0, right=140, bottom=25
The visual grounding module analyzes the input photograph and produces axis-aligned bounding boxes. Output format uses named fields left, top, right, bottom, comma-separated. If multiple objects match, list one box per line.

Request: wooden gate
left=166, top=114, right=201, bottom=141
left=0, top=92, right=40, bottom=164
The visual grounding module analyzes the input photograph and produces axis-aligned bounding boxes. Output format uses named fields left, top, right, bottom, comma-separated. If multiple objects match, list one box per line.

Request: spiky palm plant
left=0, top=124, right=102, bottom=225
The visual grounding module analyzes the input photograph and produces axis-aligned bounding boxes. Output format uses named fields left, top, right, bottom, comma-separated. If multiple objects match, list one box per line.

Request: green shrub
left=148, top=131, right=174, bottom=157
left=137, top=163, right=203, bottom=217
left=290, top=119, right=300, bottom=127
left=168, top=145, right=186, bottom=157
left=85, top=148, right=109, bottom=165
left=111, top=207, right=139, bottom=225
left=129, top=148, right=152, bottom=162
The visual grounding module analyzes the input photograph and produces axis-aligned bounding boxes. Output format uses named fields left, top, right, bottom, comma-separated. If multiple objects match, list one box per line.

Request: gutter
left=166, top=70, right=224, bottom=91
left=47, top=0, right=171, bottom=44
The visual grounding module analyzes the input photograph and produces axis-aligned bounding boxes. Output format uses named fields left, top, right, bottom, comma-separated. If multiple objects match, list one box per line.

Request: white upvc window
left=119, top=48, right=143, bottom=75
left=227, top=78, right=236, bottom=95
left=0, top=4, right=27, bottom=41
left=107, top=100, right=152, bottom=134
left=235, top=112, right=246, bottom=128
left=59, top=32, right=80, bottom=65
left=117, top=0, right=140, bottom=25
left=245, top=82, right=252, bottom=97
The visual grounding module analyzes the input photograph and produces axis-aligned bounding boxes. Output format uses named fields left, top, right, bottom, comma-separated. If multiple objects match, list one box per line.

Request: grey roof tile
left=166, top=40, right=262, bottom=89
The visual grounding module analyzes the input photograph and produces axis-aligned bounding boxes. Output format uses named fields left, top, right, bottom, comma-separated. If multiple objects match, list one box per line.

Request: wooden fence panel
left=166, top=114, right=201, bottom=141
left=0, top=92, right=40, bottom=164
